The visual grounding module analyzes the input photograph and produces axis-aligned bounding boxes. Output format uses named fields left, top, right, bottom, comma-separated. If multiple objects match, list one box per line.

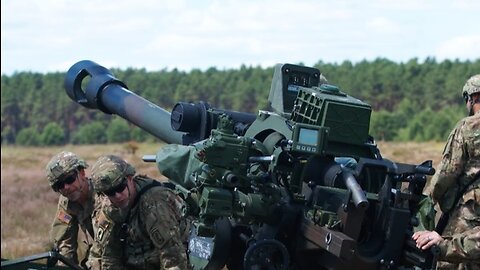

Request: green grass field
left=0, top=141, right=444, bottom=259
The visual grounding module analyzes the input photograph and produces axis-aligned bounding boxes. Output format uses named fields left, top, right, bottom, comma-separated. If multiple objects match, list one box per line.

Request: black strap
left=120, top=180, right=165, bottom=263
left=435, top=171, right=480, bottom=234
left=124, top=180, right=164, bottom=223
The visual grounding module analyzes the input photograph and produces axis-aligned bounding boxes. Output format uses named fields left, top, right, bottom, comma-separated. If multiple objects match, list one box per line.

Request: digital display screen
left=298, top=128, right=318, bottom=146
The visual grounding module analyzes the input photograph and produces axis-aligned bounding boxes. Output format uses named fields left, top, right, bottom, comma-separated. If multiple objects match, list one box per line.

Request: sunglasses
left=102, top=179, right=128, bottom=197
left=53, top=172, right=78, bottom=192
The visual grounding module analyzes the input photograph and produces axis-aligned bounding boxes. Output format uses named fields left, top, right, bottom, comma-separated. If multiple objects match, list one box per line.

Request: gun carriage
left=60, top=61, right=439, bottom=270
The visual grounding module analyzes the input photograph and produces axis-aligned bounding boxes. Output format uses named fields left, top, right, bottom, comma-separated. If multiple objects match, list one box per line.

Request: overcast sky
left=2, top=0, right=479, bottom=75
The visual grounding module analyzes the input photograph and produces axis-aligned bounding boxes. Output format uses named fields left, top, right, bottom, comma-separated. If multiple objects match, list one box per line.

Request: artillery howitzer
left=63, top=60, right=438, bottom=270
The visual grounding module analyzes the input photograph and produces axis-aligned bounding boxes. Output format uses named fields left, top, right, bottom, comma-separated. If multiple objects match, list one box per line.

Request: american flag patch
left=57, top=211, right=72, bottom=224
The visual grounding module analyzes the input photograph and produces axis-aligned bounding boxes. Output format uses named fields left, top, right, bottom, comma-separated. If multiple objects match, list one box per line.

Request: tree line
left=1, top=57, right=479, bottom=146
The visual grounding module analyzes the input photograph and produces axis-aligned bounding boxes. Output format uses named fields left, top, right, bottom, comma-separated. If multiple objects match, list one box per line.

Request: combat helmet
left=91, top=155, right=136, bottom=193
left=462, top=74, right=480, bottom=99
left=46, top=151, right=87, bottom=187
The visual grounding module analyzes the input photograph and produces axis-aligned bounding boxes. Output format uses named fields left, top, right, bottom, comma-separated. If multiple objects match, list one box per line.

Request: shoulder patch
left=150, top=227, right=166, bottom=248
left=97, top=211, right=112, bottom=230
left=57, top=210, right=72, bottom=224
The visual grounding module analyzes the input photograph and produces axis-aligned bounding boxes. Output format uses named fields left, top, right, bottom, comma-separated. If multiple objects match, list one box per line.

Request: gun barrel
left=415, top=165, right=435, bottom=175
left=343, top=172, right=369, bottom=209
left=64, top=60, right=184, bottom=144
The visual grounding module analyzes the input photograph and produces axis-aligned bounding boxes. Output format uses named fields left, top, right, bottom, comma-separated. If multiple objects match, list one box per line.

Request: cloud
left=366, top=17, right=400, bottom=34
left=436, top=35, right=480, bottom=60
left=2, top=0, right=480, bottom=75
left=451, top=0, right=480, bottom=9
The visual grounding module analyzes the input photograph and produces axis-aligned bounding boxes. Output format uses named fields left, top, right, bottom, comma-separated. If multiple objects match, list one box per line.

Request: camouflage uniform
left=51, top=185, right=95, bottom=266
left=47, top=151, right=94, bottom=267
left=430, top=75, right=480, bottom=269
left=88, top=195, right=126, bottom=270
left=91, top=155, right=189, bottom=270
left=123, top=176, right=188, bottom=270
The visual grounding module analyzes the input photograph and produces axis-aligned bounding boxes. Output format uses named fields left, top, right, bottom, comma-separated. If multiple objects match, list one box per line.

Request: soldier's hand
left=412, top=230, right=443, bottom=250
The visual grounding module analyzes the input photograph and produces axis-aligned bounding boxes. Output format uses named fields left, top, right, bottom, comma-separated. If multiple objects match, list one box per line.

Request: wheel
left=243, top=239, right=289, bottom=270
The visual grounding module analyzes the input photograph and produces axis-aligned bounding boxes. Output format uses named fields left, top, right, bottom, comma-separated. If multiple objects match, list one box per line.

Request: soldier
left=90, top=155, right=189, bottom=270
left=47, top=151, right=123, bottom=270
left=88, top=192, right=125, bottom=270
left=46, top=151, right=95, bottom=268
left=412, top=74, right=480, bottom=269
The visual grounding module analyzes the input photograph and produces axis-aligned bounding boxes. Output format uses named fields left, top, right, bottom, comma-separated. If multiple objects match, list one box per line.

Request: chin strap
left=125, top=184, right=132, bottom=208
left=78, top=178, right=86, bottom=193
left=467, top=96, right=480, bottom=116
